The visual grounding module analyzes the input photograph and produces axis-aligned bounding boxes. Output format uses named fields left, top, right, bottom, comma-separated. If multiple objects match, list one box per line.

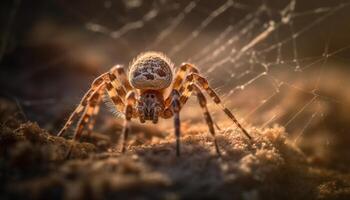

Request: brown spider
left=58, top=51, right=251, bottom=156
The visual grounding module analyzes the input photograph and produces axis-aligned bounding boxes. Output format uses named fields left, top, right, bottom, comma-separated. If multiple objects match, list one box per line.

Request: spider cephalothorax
left=137, top=89, right=165, bottom=123
left=58, top=51, right=251, bottom=157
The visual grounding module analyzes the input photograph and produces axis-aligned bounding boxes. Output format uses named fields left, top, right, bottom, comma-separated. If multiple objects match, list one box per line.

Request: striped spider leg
left=164, top=63, right=251, bottom=156
left=121, top=91, right=137, bottom=153
left=58, top=65, right=130, bottom=157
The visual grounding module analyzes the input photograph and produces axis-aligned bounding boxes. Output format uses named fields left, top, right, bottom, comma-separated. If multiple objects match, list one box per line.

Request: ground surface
left=1, top=111, right=350, bottom=200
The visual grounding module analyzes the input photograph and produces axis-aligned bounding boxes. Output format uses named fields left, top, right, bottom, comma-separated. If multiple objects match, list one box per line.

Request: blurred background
left=1, top=0, right=350, bottom=171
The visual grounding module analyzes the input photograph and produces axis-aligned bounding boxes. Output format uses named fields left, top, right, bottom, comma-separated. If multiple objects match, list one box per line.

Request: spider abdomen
left=129, top=51, right=173, bottom=90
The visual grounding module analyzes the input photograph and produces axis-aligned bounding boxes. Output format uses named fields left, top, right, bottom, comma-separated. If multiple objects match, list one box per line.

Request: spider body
left=58, top=51, right=251, bottom=157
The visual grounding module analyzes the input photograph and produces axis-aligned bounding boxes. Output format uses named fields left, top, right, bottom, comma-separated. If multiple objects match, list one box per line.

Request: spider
left=57, top=51, right=251, bottom=156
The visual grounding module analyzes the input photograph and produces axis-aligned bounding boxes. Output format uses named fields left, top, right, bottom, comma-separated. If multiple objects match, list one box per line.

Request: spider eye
left=150, top=94, right=155, bottom=98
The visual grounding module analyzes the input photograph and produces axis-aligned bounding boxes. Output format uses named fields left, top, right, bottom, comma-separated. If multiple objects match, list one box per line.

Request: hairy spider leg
left=121, top=91, right=137, bottom=153
left=172, top=63, right=199, bottom=89
left=170, top=90, right=181, bottom=157
left=65, top=84, right=104, bottom=159
left=165, top=63, right=199, bottom=106
left=105, top=78, right=125, bottom=112
left=58, top=66, right=131, bottom=138
left=113, top=65, right=132, bottom=91
left=57, top=73, right=108, bottom=137
left=64, top=68, right=132, bottom=158
left=77, top=66, right=131, bottom=137
left=186, top=72, right=252, bottom=140
left=74, top=89, right=103, bottom=140
left=172, top=82, right=222, bottom=156
left=168, top=63, right=222, bottom=129
left=193, top=85, right=222, bottom=156
left=86, top=100, right=101, bottom=136
left=108, top=66, right=128, bottom=99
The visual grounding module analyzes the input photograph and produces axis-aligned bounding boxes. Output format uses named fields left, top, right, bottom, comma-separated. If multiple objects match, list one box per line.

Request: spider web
left=3, top=0, right=350, bottom=145
left=77, top=0, right=350, bottom=136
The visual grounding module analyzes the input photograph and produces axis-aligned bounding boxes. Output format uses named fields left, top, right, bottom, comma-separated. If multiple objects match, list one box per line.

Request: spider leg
left=73, top=89, right=103, bottom=140
left=102, top=65, right=135, bottom=118
left=174, top=72, right=251, bottom=140
left=169, top=89, right=181, bottom=157
left=74, top=66, right=131, bottom=138
left=64, top=72, right=130, bottom=158
left=112, top=65, right=132, bottom=91
left=105, top=79, right=125, bottom=112
left=193, top=85, right=221, bottom=156
left=163, top=90, right=182, bottom=156
left=57, top=73, right=108, bottom=137
left=121, top=91, right=137, bottom=153
left=172, top=63, right=199, bottom=90
left=86, top=101, right=101, bottom=136
left=165, top=63, right=199, bottom=106
left=173, top=82, right=221, bottom=156
left=108, top=66, right=129, bottom=99
left=59, top=65, right=132, bottom=134
left=188, top=73, right=252, bottom=139
left=65, top=84, right=105, bottom=159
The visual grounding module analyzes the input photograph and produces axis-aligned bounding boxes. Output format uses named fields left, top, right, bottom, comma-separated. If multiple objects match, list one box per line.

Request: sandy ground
left=1, top=109, right=350, bottom=200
